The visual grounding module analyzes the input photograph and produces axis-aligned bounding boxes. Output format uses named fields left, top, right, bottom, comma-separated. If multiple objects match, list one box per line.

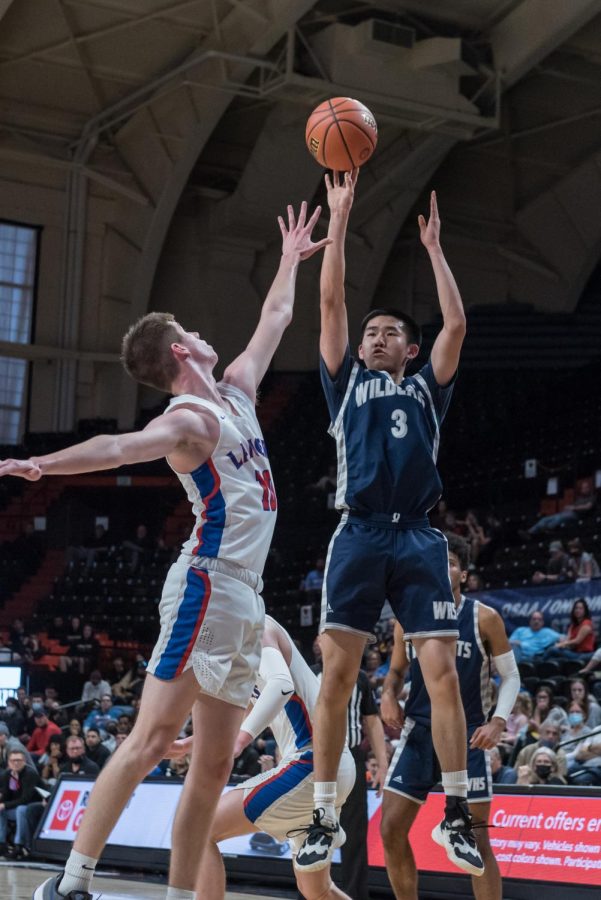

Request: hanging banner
left=473, top=577, right=601, bottom=634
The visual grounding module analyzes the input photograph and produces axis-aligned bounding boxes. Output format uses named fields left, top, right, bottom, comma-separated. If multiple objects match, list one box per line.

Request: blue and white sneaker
left=291, top=808, right=346, bottom=872
left=432, top=798, right=485, bottom=877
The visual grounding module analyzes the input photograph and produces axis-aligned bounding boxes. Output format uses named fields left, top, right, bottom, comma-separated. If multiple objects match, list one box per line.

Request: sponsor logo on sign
left=49, top=790, right=81, bottom=831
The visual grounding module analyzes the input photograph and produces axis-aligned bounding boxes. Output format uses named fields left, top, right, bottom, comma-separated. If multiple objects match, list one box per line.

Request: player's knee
left=380, top=806, right=410, bottom=852
left=320, top=666, right=356, bottom=702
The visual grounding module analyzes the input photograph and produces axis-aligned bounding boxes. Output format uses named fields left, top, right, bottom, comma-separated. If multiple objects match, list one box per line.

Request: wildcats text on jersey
left=354, top=378, right=426, bottom=409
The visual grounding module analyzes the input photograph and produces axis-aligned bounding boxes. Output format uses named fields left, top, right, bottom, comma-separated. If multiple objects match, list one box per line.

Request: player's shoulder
left=476, top=599, right=504, bottom=634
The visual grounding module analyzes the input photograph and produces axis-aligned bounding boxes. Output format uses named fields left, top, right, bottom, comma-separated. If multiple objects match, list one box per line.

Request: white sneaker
left=291, top=809, right=346, bottom=872
left=432, top=799, right=485, bottom=877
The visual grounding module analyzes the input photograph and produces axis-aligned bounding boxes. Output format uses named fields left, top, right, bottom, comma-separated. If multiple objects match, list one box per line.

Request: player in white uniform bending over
left=171, top=616, right=355, bottom=900
left=0, top=201, right=331, bottom=900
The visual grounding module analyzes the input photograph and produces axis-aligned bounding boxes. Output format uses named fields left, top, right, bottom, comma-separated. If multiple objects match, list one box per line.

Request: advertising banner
left=475, top=577, right=601, bottom=633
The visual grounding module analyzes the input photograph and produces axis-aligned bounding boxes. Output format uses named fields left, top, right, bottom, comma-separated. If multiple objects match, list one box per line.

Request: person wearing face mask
left=517, top=748, right=566, bottom=786
left=563, top=701, right=601, bottom=785
left=512, top=720, right=568, bottom=778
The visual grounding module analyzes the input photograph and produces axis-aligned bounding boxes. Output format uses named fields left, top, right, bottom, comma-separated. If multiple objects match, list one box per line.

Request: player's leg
left=380, top=793, right=420, bottom=899
left=295, top=869, right=352, bottom=900
left=468, top=802, right=501, bottom=900
left=34, top=668, right=202, bottom=899
left=195, top=786, right=257, bottom=900
left=169, top=693, right=246, bottom=893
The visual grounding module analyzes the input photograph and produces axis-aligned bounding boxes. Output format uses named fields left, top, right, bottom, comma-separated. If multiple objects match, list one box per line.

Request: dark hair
left=569, top=677, right=590, bottom=717
left=445, top=532, right=470, bottom=571
left=86, top=727, right=101, bottom=737
left=570, top=598, right=590, bottom=626
left=121, top=312, right=181, bottom=393
left=360, top=308, right=422, bottom=346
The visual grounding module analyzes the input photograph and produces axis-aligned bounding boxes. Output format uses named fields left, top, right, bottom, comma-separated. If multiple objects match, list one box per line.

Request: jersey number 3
left=391, top=409, right=408, bottom=438
left=256, top=469, right=277, bottom=511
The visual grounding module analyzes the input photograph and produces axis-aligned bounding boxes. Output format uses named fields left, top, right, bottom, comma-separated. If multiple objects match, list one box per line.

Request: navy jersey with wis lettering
left=320, top=347, right=454, bottom=518
left=405, top=597, right=492, bottom=728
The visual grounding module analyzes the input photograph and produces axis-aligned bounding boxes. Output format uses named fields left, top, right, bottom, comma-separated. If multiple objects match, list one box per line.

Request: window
left=0, top=222, right=39, bottom=443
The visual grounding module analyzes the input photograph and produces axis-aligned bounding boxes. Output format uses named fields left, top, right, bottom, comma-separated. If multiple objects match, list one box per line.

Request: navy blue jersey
left=320, top=348, right=454, bottom=518
left=404, top=597, right=492, bottom=728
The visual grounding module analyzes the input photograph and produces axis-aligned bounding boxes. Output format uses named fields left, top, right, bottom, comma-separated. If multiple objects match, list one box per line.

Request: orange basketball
left=305, top=97, right=378, bottom=170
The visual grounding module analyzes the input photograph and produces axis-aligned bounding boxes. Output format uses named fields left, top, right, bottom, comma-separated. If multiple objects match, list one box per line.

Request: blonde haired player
left=0, top=202, right=331, bottom=900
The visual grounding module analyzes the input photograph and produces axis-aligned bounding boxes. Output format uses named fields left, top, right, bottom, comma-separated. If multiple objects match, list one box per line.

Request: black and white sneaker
left=290, top=808, right=346, bottom=872
left=32, top=874, right=95, bottom=900
left=432, top=799, right=485, bottom=877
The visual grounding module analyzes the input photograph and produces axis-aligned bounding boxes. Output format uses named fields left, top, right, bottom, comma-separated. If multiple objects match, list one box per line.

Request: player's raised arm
left=223, top=202, right=330, bottom=401
left=319, top=169, right=358, bottom=376
left=0, top=408, right=218, bottom=480
left=420, top=191, right=466, bottom=386
left=380, top=622, right=408, bottom=729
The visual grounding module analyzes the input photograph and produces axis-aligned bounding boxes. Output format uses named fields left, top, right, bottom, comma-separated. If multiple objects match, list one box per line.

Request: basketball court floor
left=0, top=863, right=292, bottom=899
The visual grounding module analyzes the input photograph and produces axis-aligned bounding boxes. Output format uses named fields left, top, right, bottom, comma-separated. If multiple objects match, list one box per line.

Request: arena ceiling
left=1, top=0, right=601, bottom=423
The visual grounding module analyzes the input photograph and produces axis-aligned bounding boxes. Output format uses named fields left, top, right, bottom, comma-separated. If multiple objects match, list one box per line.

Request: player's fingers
left=324, top=173, right=332, bottom=192
left=297, top=200, right=307, bottom=230
left=351, top=167, right=359, bottom=185
left=430, top=190, right=439, bottom=217
left=277, top=216, right=287, bottom=240
left=305, top=204, right=322, bottom=232
left=333, top=170, right=340, bottom=187
left=287, top=204, right=296, bottom=231
left=417, top=214, right=426, bottom=231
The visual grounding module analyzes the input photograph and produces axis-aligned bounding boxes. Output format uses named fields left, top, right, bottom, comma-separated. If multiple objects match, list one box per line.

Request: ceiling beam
left=490, top=0, right=601, bottom=88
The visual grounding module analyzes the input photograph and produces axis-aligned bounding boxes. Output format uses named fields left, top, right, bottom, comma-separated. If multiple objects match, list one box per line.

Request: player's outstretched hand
left=278, top=201, right=332, bottom=261
left=0, top=458, right=42, bottom=481
left=324, top=169, right=358, bottom=215
left=418, top=190, right=441, bottom=251
left=380, top=690, right=404, bottom=730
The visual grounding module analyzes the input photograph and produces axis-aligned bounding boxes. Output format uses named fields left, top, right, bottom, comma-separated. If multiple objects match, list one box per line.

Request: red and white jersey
left=166, top=382, right=277, bottom=576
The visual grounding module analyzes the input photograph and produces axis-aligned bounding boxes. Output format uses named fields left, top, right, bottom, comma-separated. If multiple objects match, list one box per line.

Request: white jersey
left=166, top=382, right=276, bottom=576
left=257, top=617, right=319, bottom=759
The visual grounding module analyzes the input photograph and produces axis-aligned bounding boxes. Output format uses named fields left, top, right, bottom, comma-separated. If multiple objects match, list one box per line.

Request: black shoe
left=0, top=843, right=8, bottom=859
left=290, top=808, right=346, bottom=872
left=32, top=874, right=94, bottom=900
left=13, top=844, right=31, bottom=861
left=432, top=798, right=485, bottom=877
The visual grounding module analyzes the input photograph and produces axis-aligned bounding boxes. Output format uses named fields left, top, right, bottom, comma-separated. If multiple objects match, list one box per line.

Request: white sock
left=166, top=888, right=196, bottom=900
left=441, top=770, right=468, bottom=801
left=314, top=781, right=337, bottom=826
left=59, top=849, right=98, bottom=896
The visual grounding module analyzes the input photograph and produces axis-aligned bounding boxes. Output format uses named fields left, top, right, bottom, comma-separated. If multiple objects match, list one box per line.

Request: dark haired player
left=380, top=534, right=519, bottom=898
left=295, top=171, right=482, bottom=876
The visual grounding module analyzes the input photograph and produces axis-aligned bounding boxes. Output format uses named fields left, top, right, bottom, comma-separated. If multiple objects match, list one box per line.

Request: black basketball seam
left=321, top=119, right=337, bottom=167
left=337, top=119, right=377, bottom=151
left=331, top=117, right=356, bottom=170
left=306, top=110, right=338, bottom=139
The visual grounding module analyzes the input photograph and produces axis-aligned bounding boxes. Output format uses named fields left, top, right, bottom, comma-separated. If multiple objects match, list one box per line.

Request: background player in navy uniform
left=295, top=170, right=481, bottom=877
left=380, top=534, right=520, bottom=899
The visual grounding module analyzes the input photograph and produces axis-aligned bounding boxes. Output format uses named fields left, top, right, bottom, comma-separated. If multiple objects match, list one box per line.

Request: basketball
left=305, top=97, right=378, bottom=170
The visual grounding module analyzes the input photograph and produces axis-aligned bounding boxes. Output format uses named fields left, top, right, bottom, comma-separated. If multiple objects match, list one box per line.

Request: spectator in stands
left=80, top=669, right=111, bottom=705
left=548, top=599, right=596, bottom=661
left=300, top=557, right=325, bottom=595
left=66, top=718, right=83, bottom=739
left=0, top=749, right=43, bottom=857
left=465, top=572, right=484, bottom=593
left=84, top=727, right=111, bottom=771
left=61, top=622, right=100, bottom=676
left=84, top=694, right=121, bottom=734
left=525, top=479, right=597, bottom=537
left=121, top=523, right=154, bottom=573
left=27, top=706, right=61, bottom=759
left=62, top=615, right=83, bottom=654
left=128, top=659, right=148, bottom=700
left=512, top=720, right=568, bottom=776
left=363, top=647, right=384, bottom=693
left=500, top=693, right=532, bottom=749
left=530, top=685, right=568, bottom=733
left=165, top=755, right=190, bottom=779
left=567, top=730, right=601, bottom=786
left=308, top=463, right=337, bottom=509
left=60, top=735, right=99, bottom=776
left=66, top=523, right=111, bottom=570
left=230, top=741, right=261, bottom=780
left=0, top=634, right=15, bottom=663
left=517, top=747, right=566, bottom=786
left=531, top=541, right=570, bottom=586
left=38, top=735, right=65, bottom=783
left=47, top=614, right=66, bottom=642
left=566, top=538, right=601, bottom=582
left=462, top=509, right=491, bottom=564
left=106, top=655, right=126, bottom=687
left=509, top=610, right=562, bottom=662
left=489, top=746, right=517, bottom=785
left=2, top=697, right=26, bottom=737
left=0, top=723, right=33, bottom=769
left=568, top=677, right=601, bottom=729
left=110, top=657, right=140, bottom=704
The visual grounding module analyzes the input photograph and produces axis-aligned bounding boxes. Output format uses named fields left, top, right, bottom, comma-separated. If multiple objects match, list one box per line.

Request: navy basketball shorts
left=320, top=514, right=459, bottom=641
left=384, top=719, right=492, bottom=804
